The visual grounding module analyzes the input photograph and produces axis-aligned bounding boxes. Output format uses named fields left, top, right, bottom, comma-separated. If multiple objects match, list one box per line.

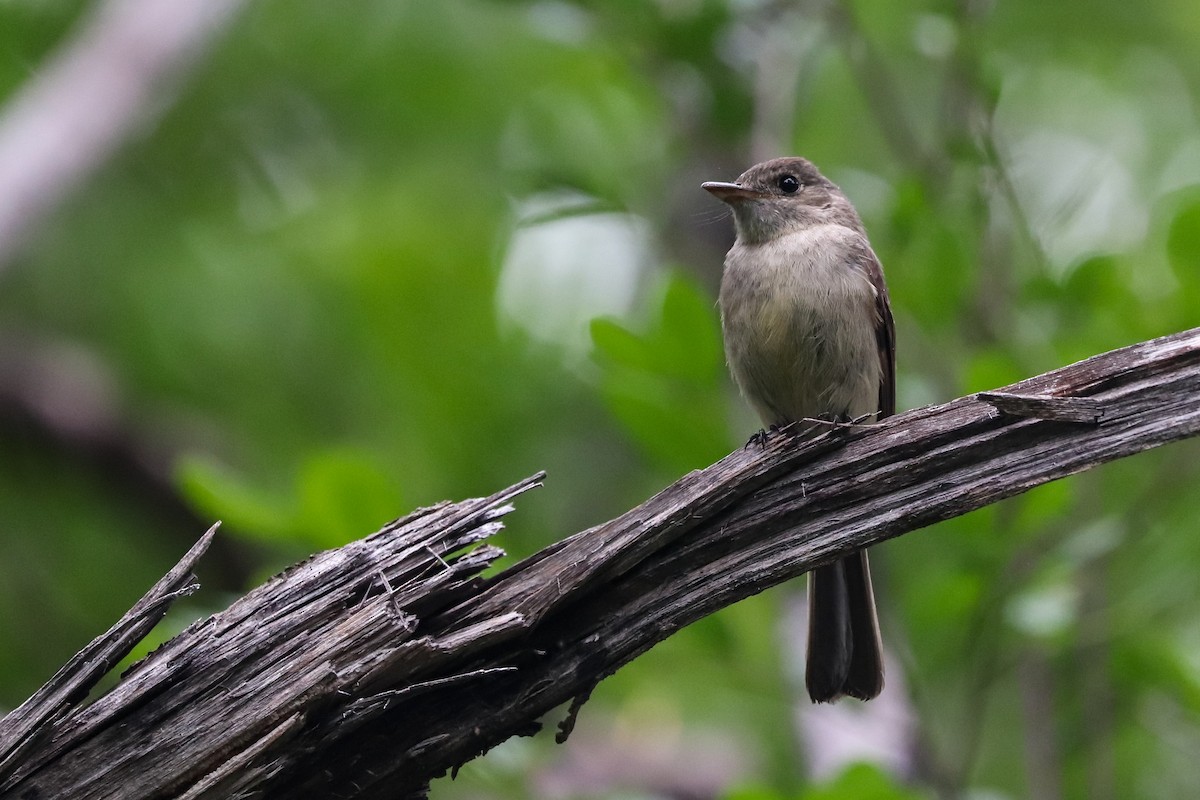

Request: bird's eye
left=778, top=175, right=801, bottom=194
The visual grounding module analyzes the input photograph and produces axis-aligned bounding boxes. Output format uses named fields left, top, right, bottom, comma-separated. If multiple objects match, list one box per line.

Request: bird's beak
left=702, top=181, right=762, bottom=203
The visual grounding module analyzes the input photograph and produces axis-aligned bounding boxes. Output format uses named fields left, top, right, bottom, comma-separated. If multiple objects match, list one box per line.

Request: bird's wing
left=852, top=240, right=896, bottom=419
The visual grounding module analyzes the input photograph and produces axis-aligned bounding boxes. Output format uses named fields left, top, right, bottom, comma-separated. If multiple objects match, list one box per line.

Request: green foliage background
left=2, top=1, right=1200, bottom=798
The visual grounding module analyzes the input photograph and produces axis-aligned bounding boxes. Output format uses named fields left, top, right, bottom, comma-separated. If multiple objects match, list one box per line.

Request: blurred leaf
left=591, top=271, right=729, bottom=472
left=177, top=456, right=294, bottom=542
left=656, top=272, right=724, bottom=381
left=1166, top=190, right=1200, bottom=289
left=903, top=568, right=986, bottom=662
left=1010, top=480, right=1074, bottom=532
left=801, top=763, right=930, bottom=800
left=886, top=182, right=973, bottom=333
left=962, top=347, right=1026, bottom=393
left=295, top=449, right=401, bottom=547
left=1112, top=634, right=1200, bottom=712
left=592, top=317, right=655, bottom=371
left=178, top=448, right=400, bottom=548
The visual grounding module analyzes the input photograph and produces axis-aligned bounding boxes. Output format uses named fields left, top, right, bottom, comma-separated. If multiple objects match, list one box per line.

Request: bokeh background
left=2, top=1, right=1200, bottom=798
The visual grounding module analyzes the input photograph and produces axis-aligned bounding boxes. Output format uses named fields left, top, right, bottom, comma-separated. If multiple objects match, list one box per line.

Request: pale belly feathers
left=719, top=224, right=882, bottom=426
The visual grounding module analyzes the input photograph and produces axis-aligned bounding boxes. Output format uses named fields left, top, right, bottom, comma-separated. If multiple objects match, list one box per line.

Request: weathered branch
left=2, top=327, right=1198, bottom=799
left=0, top=524, right=216, bottom=780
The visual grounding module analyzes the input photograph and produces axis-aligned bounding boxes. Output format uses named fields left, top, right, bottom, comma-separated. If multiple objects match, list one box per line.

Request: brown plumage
left=703, top=157, right=893, bottom=702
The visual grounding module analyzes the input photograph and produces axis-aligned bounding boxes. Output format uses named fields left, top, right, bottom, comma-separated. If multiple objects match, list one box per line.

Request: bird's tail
left=805, top=550, right=884, bottom=702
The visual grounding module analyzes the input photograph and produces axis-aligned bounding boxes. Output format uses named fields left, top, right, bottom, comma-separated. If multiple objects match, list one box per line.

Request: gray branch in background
left=0, top=327, right=1197, bottom=799
left=0, top=0, right=245, bottom=271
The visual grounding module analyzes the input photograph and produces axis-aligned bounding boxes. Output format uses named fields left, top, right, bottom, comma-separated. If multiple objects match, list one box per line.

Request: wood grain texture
left=2, top=327, right=1198, bottom=799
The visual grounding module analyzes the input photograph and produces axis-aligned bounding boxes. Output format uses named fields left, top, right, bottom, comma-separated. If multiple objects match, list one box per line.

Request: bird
left=702, top=156, right=894, bottom=702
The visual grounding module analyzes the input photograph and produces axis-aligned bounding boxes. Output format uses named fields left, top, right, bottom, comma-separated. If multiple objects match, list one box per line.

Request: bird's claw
left=743, top=423, right=786, bottom=450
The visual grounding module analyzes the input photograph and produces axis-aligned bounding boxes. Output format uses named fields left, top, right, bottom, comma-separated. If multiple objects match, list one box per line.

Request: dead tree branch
left=2, top=326, right=1198, bottom=799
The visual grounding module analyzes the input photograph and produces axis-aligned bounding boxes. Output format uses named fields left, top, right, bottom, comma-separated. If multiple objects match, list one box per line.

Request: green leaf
left=600, top=373, right=727, bottom=471
left=590, top=269, right=731, bottom=471
left=1166, top=194, right=1200, bottom=289
left=176, top=449, right=401, bottom=549
left=962, top=348, right=1025, bottom=393
left=654, top=272, right=724, bottom=381
left=296, top=450, right=402, bottom=548
left=176, top=456, right=295, bottom=543
left=591, top=316, right=653, bottom=370
left=801, top=763, right=930, bottom=800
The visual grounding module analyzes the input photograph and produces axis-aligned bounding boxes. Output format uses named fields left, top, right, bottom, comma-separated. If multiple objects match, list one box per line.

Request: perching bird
left=703, top=156, right=894, bottom=702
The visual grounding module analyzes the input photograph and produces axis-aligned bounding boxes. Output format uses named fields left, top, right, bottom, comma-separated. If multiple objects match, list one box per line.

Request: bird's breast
left=719, top=225, right=882, bottom=424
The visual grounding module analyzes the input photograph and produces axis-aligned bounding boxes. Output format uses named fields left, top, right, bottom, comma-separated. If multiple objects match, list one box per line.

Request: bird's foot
left=743, top=423, right=785, bottom=450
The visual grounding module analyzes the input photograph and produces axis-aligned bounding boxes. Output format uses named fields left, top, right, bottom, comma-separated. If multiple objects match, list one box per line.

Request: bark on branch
left=2, top=327, right=1199, bottom=799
